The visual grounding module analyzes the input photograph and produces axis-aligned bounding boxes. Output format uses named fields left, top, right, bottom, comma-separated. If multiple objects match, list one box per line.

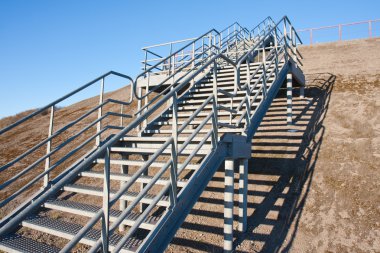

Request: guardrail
left=298, top=18, right=380, bottom=45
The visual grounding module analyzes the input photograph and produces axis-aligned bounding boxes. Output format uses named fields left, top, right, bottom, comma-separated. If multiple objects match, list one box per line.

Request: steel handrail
left=0, top=71, right=133, bottom=135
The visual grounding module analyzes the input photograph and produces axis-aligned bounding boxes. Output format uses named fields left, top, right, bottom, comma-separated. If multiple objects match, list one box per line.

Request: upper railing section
left=140, top=17, right=274, bottom=77
left=298, top=18, right=380, bottom=45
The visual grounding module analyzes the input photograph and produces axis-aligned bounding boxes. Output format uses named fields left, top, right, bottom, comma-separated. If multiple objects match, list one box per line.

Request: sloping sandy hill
left=166, top=38, right=380, bottom=253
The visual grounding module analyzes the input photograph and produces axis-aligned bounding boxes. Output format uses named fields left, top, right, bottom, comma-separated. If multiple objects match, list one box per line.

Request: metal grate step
left=22, top=216, right=141, bottom=252
left=79, top=170, right=188, bottom=187
left=63, top=184, right=170, bottom=207
left=44, top=199, right=160, bottom=230
left=0, top=234, right=60, bottom=253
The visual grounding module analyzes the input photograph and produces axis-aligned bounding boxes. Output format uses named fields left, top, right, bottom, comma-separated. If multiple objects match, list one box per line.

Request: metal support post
left=119, top=153, right=129, bottom=232
left=96, top=78, right=105, bottom=146
left=137, top=86, right=142, bottom=132
left=224, top=159, right=234, bottom=253
left=287, top=73, right=293, bottom=125
left=44, top=105, right=55, bottom=187
left=238, top=159, right=248, bottom=232
left=101, top=147, right=110, bottom=253
left=213, top=61, right=218, bottom=105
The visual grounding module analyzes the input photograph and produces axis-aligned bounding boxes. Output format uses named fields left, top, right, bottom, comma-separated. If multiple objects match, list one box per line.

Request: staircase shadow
left=169, top=73, right=335, bottom=253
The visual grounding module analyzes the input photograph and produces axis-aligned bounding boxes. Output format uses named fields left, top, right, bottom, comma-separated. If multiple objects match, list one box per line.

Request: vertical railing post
left=96, top=78, right=105, bottom=147
left=169, top=43, right=173, bottom=75
left=310, top=29, right=313, bottom=46
left=202, top=37, right=205, bottom=60
left=213, top=61, right=218, bottom=105
left=339, top=24, right=342, bottom=41
left=369, top=20, right=372, bottom=38
left=143, top=73, right=150, bottom=128
left=137, top=86, right=142, bottom=132
left=101, top=147, right=110, bottom=253
left=44, top=105, right=55, bottom=187
left=262, top=48, right=267, bottom=99
left=211, top=97, right=219, bottom=149
left=274, top=29, right=279, bottom=77
left=143, top=50, right=148, bottom=73
left=170, top=93, right=178, bottom=208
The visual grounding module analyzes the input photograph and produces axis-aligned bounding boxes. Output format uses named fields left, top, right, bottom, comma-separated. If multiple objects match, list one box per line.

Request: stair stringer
left=137, top=140, right=229, bottom=252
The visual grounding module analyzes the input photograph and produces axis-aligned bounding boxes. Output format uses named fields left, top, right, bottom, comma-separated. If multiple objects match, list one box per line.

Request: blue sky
left=1, top=0, right=379, bottom=118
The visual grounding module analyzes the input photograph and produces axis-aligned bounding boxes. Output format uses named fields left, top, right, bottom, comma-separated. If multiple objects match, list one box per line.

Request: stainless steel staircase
left=0, top=16, right=304, bottom=252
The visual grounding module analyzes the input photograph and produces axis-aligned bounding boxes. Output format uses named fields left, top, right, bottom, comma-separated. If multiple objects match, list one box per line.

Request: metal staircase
left=0, top=16, right=304, bottom=252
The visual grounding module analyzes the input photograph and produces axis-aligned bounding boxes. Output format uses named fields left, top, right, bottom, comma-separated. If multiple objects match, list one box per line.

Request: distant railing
left=298, top=19, right=380, bottom=45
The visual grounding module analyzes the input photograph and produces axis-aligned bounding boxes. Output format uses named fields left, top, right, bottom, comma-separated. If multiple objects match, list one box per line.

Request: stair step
left=181, top=95, right=263, bottom=103
left=143, top=128, right=241, bottom=134
left=152, top=120, right=239, bottom=126
left=172, top=102, right=259, bottom=110
left=22, top=216, right=141, bottom=252
left=43, top=200, right=160, bottom=230
left=80, top=170, right=188, bottom=187
left=121, top=136, right=212, bottom=143
left=162, top=111, right=246, bottom=117
left=0, top=234, right=60, bottom=253
left=63, top=184, right=170, bottom=207
left=109, top=147, right=211, bottom=156
left=95, top=159, right=200, bottom=171
left=191, top=84, right=271, bottom=93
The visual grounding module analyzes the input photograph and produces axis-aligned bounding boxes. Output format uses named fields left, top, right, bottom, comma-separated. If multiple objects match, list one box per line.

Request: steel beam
left=287, top=73, right=293, bottom=125
left=238, top=159, right=248, bottom=233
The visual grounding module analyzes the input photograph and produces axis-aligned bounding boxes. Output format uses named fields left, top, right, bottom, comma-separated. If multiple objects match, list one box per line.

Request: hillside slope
left=165, top=38, right=380, bottom=253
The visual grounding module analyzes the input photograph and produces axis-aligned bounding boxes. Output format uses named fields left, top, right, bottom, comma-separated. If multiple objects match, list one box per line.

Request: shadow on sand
left=170, top=73, right=335, bottom=252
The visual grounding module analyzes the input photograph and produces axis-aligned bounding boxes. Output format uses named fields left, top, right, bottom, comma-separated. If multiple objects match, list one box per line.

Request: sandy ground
left=165, top=38, right=380, bottom=253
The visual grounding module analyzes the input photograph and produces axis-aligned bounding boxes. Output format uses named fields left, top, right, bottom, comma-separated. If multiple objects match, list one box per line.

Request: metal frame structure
left=0, top=16, right=304, bottom=253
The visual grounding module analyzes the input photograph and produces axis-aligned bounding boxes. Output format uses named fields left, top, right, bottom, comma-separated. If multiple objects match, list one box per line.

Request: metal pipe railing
left=298, top=18, right=380, bottom=45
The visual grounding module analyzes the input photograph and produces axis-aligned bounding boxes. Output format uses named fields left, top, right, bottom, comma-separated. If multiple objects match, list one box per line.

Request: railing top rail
left=142, top=37, right=198, bottom=50
left=0, top=71, right=134, bottom=136
left=298, top=18, right=380, bottom=32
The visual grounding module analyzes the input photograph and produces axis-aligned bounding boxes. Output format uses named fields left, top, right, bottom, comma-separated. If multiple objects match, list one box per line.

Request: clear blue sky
left=1, top=0, right=379, bottom=118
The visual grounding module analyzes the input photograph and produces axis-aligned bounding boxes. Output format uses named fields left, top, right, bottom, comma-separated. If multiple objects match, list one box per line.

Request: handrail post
left=310, top=29, right=313, bottom=46
left=339, top=24, right=342, bottom=41
left=96, top=78, right=105, bottom=147
left=262, top=49, right=267, bottom=99
left=369, top=20, right=372, bottom=38
left=168, top=43, right=173, bottom=75
left=137, top=86, right=142, bottom=131
left=101, top=147, right=110, bottom=253
left=144, top=74, right=150, bottom=129
left=44, top=105, right=55, bottom=187
left=211, top=97, right=219, bottom=149
left=274, top=29, right=279, bottom=77
left=143, top=50, right=148, bottom=73
left=213, top=61, right=218, bottom=105
left=170, top=93, right=178, bottom=208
